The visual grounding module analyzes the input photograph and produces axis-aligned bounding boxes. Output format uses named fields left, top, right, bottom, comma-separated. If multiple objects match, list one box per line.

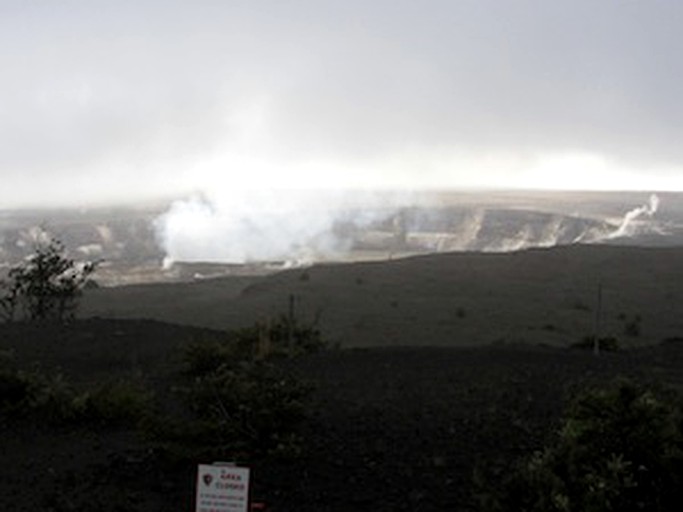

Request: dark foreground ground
left=2, top=319, right=683, bottom=511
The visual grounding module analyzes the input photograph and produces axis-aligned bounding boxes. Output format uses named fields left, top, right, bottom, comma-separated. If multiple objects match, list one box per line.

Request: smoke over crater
left=153, top=190, right=414, bottom=267
left=154, top=191, right=665, bottom=267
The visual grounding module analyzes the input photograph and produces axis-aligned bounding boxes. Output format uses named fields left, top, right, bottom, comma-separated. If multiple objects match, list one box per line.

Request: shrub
left=1, top=362, right=150, bottom=427
left=73, top=380, right=153, bottom=426
left=149, top=317, right=320, bottom=461
left=181, top=314, right=325, bottom=377
left=233, top=313, right=326, bottom=359
left=0, top=366, right=78, bottom=423
left=180, top=338, right=241, bottom=378
left=147, top=361, right=310, bottom=461
left=479, top=379, right=683, bottom=512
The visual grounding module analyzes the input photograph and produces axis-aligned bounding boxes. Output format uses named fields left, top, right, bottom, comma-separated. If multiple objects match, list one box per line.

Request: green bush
left=180, top=338, right=241, bottom=378
left=479, top=379, right=683, bottom=512
left=149, top=317, right=320, bottom=461
left=1, top=361, right=150, bottom=427
left=232, top=313, right=326, bottom=359
left=181, top=314, right=324, bottom=378
left=147, top=361, right=310, bottom=461
left=0, top=366, right=82, bottom=423
left=73, top=380, right=153, bottom=426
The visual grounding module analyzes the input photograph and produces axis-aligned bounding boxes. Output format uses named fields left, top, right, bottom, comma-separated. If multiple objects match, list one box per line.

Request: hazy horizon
left=0, top=187, right=677, bottom=213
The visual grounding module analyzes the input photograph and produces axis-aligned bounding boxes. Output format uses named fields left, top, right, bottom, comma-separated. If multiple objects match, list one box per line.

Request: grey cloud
left=265, top=1, right=683, bottom=165
left=1, top=1, right=683, bottom=206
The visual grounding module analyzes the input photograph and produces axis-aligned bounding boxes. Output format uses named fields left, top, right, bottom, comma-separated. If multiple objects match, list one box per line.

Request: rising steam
left=154, top=190, right=415, bottom=266
left=608, top=193, right=660, bottom=238
left=154, top=191, right=664, bottom=266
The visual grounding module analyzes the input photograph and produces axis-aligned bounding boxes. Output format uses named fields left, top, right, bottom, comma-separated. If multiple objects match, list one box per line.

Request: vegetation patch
left=1, top=358, right=150, bottom=427
left=0, top=237, right=98, bottom=323
left=477, top=379, right=683, bottom=512
left=144, top=313, right=322, bottom=463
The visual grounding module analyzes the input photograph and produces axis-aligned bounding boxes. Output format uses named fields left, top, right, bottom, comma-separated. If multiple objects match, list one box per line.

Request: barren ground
left=82, top=245, right=683, bottom=348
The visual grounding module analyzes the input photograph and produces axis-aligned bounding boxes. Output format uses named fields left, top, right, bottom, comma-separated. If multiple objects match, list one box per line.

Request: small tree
left=0, top=238, right=97, bottom=322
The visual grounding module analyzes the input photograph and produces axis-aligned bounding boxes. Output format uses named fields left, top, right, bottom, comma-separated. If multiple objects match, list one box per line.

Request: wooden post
left=593, top=281, right=603, bottom=356
left=288, top=294, right=295, bottom=352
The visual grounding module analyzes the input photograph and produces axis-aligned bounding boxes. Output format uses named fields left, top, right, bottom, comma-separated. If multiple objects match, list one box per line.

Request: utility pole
left=288, top=293, right=295, bottom=353
left=593, top=281, right=603, bottom=356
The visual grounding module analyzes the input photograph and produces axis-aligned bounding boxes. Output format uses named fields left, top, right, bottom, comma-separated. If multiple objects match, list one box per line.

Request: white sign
left=196, top=464, right=250, bottom=512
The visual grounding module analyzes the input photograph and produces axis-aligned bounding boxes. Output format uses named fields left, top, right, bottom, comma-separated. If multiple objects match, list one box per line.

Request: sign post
left=195, top=463, right=250, bottom=512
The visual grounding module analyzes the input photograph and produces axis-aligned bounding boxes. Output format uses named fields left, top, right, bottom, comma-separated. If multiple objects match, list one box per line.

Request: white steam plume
left=154, top=191, right=666, bottom=267
left=609, top=193, right=660, bottom=238
left=154, top=189, right=415, bottom=266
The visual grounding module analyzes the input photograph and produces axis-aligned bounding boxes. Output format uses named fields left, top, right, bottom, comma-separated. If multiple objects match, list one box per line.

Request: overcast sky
left=2, top=0, right=683, bottom=208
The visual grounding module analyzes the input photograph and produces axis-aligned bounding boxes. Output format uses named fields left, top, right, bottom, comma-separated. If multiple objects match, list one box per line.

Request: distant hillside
left=80, top=244, right=683, bottom=348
